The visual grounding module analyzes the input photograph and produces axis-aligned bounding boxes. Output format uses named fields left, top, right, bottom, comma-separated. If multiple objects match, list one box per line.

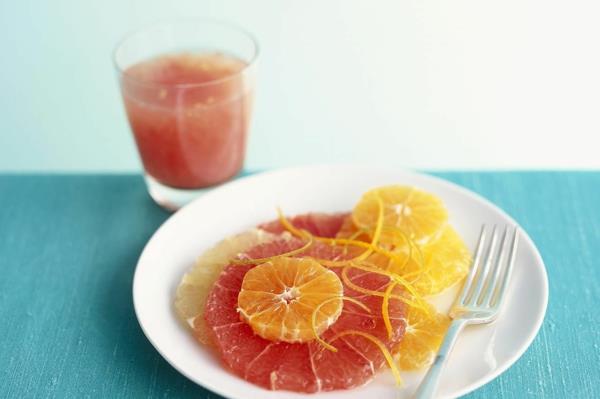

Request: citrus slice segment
left=260, top=212, right=348, bottom=238
left=329, top=330, right=403, bottom=386
left=231, top=234, right=313, bottom=265
left=394, top=304, right=450, bottom=370
left=174, top=228, right=276, bottom=344
left=392, top=226, right=471, bottom=296
left=237, top=257, right=344, bottom=343
left=352, top=185, right=448, bottom=245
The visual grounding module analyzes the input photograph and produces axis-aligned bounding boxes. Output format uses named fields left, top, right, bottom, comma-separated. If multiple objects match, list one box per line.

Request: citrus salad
left=174, top=185, right=471, bottom=392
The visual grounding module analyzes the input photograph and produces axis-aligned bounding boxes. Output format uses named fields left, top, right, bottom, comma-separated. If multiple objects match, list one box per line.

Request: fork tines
left=457, top=224, right=519, bottom=311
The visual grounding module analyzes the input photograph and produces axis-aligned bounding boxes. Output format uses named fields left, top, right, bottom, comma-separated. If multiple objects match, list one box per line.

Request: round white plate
left=133, top=165, right=548, bottom=399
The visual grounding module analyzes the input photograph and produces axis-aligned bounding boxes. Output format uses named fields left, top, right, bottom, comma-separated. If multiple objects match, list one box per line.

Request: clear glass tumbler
left=114, top=19, right=258, bottom=210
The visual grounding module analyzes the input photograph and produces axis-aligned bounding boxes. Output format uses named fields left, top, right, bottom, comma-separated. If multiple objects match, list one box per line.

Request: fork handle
left=414, top=319, right=467, bottom=399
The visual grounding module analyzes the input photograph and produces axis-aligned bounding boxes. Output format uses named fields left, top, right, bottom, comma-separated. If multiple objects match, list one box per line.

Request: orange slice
left=392, top=226, right=471, bottom=296
left=174, top=229, right=276, bottom=344
left=352, top=185, right=448, bottom=245
left=237, top=257, right=344, bottom=343
left=394, top=304, right=450, bottom=370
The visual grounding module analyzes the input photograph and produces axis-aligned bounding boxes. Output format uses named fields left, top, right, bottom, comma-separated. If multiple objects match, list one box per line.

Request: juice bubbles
left=121, top=52, right=254, bottom=189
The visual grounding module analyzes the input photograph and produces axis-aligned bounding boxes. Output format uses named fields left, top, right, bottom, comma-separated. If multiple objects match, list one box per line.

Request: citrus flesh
left=352, top=185, right=448, bottom=245
left=393, top=304, right=450, bottom=370
left=393, top=226, right=471, bottom=296
left=237, top=257, right=344, bottom=343
left=336, top=214, right=372, bottom=242
left=191, top=183, right=470, bottom=392
left=260, top=212, right=348, bottom=238
left=174, top=229, right=277, bottom=344
left=204, top=218, right=407, bottom=392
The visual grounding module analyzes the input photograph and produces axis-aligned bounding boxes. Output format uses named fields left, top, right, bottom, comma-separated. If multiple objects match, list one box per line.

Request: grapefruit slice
left=336, top=214, right=371, bottom=242
left=260, top=212, right=348, bottom=238
left=174, top=229, right=277, bottom=344
left=204, top=237, right=407, bottom=392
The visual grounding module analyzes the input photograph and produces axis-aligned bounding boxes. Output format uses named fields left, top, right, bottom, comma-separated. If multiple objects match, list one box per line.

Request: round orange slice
left=237, top=257, right=343, bottom=343
left=352, top=185, right=448, bottom=245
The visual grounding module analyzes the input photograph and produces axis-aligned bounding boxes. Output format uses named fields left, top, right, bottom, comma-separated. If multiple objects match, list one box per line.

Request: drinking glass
left=114, top=19, right=258, bottom=210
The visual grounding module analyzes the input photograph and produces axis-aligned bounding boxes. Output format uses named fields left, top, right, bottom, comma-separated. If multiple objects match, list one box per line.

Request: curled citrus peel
left=345, top=262, right=431, bottom=316
left=412, top=240, right=425, bottom=268
left=378, top=225, right=413, bottom=271
left=346, top=228, right=367, bottom=242
left=316, top=236, right=414, bottom=271
left=339, top=265, right=427, bottom=347
left=276, top=208, right=310, bottom=238
left=271, top=200, right=463, bottom=378
left=303, top=235, right=412, bottom=269
left=328, top=330, right=403, bottom=386
left=339, top=267, right=422, bottom=310
left=310, top=296, right=371, bottom=352
left=276, top=209, right=374, bottom=266
left=402, top=262, right=434, bottom=279
left=382, top=282, right=398, bottom=339
left=338, top=227, right=369, bottom=257
left=277, top=208, right=418, bottom=270
left=370, top=195, right=385, bottom=247
left=231, top=234, right=313, bottom=265
left=352, top=185, right=448, bottom=245
left=275, top=209, right=431, bottom=312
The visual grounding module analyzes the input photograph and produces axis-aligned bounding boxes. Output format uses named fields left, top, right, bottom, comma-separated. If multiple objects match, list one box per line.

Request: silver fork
left=414, top=225, right=519, bottom=399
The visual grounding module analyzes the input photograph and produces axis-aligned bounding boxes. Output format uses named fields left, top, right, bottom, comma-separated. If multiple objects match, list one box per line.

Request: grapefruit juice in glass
left=114, top=20, right=258, bottom=210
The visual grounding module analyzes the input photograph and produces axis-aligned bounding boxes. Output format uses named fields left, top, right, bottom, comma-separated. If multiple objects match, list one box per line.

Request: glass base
left=144, top=174, right=213, bottom=211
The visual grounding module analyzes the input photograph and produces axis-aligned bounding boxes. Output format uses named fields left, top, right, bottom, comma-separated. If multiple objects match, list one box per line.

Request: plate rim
left=132, top=164, right=549, bottom=399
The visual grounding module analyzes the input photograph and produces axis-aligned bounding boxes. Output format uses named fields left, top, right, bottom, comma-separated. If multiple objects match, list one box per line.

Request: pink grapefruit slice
left=205, top=232, right=407, bottom=392
left=260, top=212, right=348, bottom=238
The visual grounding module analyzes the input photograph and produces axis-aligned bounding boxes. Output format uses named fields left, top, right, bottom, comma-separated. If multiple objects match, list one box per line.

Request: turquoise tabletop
left=1, top=172, right=599, bottom=398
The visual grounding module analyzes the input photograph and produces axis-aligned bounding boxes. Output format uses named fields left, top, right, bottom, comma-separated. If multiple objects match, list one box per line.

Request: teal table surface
left=1, top=172, right=599, bottom=398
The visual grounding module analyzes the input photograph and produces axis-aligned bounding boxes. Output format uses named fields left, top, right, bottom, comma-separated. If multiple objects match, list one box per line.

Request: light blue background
left=1, top=0, right=600, bottom=172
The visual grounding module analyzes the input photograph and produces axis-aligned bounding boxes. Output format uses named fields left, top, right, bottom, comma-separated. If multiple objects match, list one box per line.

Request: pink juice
left=121, top=52, right=253, bottom=189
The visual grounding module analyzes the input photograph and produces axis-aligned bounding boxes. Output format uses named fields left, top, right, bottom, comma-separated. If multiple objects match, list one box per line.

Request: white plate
left=133, top=165, right=548, bottom=399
